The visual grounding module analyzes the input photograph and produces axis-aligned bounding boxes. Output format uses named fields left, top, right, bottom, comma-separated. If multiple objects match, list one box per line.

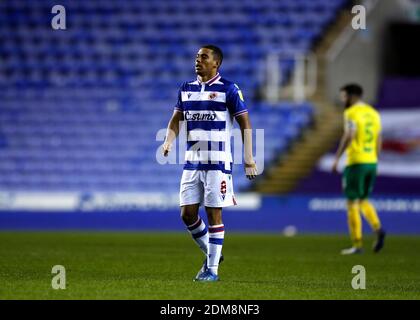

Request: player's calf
left=185, top=216, right=209, bottom=255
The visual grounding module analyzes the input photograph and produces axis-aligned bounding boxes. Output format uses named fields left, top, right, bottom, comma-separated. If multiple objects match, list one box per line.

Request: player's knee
left=180, top=208, right=198, bottom=225
left=347, top=199, right=359, bottom=207
left=360, top=199, right=369, bottom=205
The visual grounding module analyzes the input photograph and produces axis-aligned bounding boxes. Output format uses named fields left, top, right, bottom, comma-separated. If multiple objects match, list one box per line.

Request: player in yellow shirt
left=332, top=84, right=386, bottom=255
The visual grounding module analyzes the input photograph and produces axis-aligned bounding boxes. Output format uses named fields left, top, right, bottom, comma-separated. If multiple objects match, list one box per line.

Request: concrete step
left=255, top=7, right=351, bottom=195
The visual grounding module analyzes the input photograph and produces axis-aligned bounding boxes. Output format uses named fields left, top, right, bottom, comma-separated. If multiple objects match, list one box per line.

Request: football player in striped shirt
left=163, top=45, right=258, bottom=281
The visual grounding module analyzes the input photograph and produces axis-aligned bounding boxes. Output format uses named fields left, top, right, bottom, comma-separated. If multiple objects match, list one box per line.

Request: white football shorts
left=179, top=170, right=237, bottom=208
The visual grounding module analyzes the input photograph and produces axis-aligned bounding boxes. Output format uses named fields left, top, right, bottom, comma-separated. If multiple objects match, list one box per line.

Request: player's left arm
left=332, top=114, right=356, bottom=173
left=236, top=113, right=257, bottom=180
left=227, top=83, right=257, bottom=179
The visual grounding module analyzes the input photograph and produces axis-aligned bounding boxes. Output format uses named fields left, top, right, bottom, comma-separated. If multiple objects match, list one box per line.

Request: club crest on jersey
left=209, top=92, right=218, bottom=100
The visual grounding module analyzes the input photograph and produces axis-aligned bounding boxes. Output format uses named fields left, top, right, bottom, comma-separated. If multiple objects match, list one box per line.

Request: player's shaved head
left=340, top=83, right=363, bottom=108
left=340, top=84, right=363, bottom=97
left=195, top=45, right=223, bottom=80
left=201, top=45, right=223, bottom=67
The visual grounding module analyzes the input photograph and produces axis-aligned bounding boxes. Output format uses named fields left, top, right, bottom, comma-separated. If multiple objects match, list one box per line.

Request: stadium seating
left=0, top=0, right=346, bottom=192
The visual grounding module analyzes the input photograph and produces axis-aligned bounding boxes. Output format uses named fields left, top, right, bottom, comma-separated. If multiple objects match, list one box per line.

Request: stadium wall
left=1, top=192, right=419, bottom=234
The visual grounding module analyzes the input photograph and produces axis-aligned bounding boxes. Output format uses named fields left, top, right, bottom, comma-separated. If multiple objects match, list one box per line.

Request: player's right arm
left=163, top=84, right=184, bottom=157
left=163, top=110, right=183, bottom=157
left=332, top=111, right=356, bottom=173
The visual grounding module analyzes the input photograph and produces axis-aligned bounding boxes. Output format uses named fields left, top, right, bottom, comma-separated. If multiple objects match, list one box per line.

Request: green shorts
left=343, top=163, right=377, bottom=200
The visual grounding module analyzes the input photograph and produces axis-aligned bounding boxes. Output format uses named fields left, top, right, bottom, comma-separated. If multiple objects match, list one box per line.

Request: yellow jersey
left=344, top=102, right=381, bottom=166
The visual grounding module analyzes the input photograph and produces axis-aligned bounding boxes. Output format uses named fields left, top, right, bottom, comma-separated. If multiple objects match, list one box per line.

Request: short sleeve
left=174, top=84, right=184, bottom=113
left=344, top=110, right=356, bottom=133
left=227, top=83, right=248, bottom=117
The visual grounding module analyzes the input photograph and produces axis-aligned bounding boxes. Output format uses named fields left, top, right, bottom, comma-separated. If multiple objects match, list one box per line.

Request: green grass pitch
left=0, top=232, right=419, bottom=299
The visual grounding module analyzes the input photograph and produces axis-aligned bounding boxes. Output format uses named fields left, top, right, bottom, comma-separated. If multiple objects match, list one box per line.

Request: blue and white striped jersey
left=174, top=73, right=248, bottom=173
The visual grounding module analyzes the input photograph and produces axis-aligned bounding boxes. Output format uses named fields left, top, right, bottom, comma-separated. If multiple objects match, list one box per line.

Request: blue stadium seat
left=0, top=0, right=344, bottom=192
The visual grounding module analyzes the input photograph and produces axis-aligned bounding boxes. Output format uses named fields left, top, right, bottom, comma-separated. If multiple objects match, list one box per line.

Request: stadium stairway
left=255, top=6, right=351, bottom=194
